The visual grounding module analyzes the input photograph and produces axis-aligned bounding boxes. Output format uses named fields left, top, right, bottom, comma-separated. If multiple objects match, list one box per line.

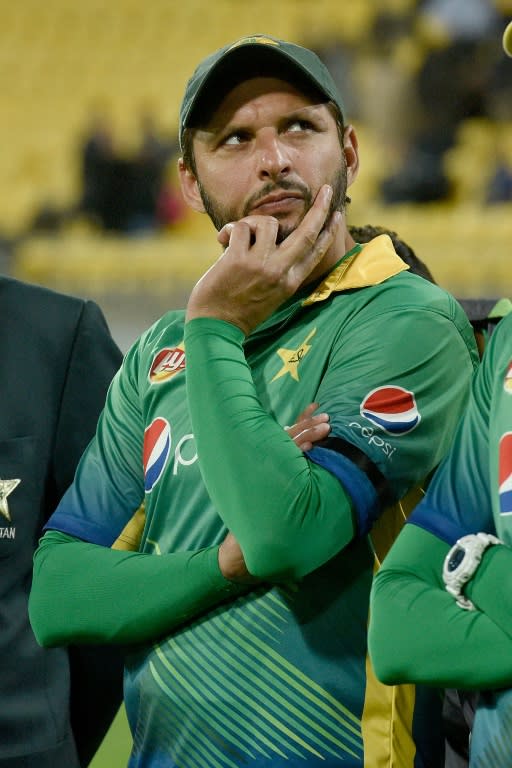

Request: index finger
left=217, top=215, right=279, bottom=249
left=278, top=184, right=333, bottom=263
left=292, top=402, right=320, bottom=425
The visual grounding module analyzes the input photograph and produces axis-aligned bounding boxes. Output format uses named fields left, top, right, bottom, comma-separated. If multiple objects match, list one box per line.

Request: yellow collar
left=303, top=235, right=409, bottom=306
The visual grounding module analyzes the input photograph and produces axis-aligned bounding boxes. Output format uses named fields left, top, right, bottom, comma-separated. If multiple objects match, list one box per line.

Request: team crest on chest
left=272, top=328, right=317, bottom=383
left=149, top=345, right=186, bottom=384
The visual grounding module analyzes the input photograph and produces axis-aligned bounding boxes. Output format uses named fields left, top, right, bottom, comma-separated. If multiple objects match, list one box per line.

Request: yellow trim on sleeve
left=111, top=503, right=146, bottom=551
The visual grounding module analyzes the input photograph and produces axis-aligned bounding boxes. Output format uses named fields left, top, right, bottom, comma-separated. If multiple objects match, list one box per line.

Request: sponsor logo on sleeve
left=349, top=422, right=397, bottom=459
left=360, top=385, right=420, bottom=435
left=149, top=346, right=186, bottom=384
left=499, top=432, right=512, bottom=516
left=143, top=418, right=171, bottom=492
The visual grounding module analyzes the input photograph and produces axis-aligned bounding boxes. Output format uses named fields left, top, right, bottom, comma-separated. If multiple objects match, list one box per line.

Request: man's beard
left=197, top=163, right=348, bottom=245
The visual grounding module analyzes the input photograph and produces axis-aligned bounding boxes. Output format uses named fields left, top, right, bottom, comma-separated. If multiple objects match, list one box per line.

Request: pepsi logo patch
left=143, top=417, right=171, bottom=492
left=149, top=347, right=186, bottom=384
left=360, top=385, right=421, bottom=435
left=499, top=432, right=512, bottom=515
left=504, top=361, right=512, bottom=394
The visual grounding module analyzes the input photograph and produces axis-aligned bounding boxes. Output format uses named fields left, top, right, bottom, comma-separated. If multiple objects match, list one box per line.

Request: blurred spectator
left=419, top=0, right=499, bottom=41
left=16, top=111, right=184, bottom=239
left=486, top=153, right=512, bottom=204
left=77, top=113, right=116, bottom=226
left=380, top=0, right=503, bottom=204
left=125, top=111, right=179, bottom=234
left=307, top=34, right=360, bottom=122
left=355, top=9, right=420, bottom=161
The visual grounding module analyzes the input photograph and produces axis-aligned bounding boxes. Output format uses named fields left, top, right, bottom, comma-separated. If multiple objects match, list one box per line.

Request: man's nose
left=256, top=131, right=291, bottom=180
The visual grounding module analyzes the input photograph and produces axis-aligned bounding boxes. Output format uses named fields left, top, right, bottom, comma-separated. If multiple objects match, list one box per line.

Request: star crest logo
left=272, top=328, right=317, bottom=383
left=0, top=478, right=20, bottom=522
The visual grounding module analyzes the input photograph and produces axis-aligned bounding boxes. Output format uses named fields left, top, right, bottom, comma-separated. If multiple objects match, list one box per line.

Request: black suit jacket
left=0, top=276, right=124, bottom=767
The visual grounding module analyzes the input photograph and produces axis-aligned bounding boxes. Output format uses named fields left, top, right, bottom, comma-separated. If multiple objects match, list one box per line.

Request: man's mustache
left=244, top=181, right=311, bottom=215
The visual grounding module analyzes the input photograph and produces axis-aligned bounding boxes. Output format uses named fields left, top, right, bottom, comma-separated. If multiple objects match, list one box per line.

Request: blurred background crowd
left=1, top=0, right=512, bottom=351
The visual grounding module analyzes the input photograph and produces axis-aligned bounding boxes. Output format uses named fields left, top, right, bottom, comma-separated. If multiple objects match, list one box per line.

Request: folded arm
left=369, top=523, right=512, bottom=689
left=185, top=318, right=355, bottom=581
left=30, top=530, right=244, bottom=646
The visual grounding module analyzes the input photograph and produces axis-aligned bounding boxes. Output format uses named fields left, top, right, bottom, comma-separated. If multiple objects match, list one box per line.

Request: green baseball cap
left=179, top=34, right=345, bottom=149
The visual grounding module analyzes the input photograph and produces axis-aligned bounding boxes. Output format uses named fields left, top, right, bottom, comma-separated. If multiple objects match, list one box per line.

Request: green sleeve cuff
left=196, top=543, right=245, bottom=594
left=185, top=316, right=245, bottom=344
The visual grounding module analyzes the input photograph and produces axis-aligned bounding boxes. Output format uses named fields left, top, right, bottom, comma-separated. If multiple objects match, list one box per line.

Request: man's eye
left=287, top=119, right=313, bottom=133
left=223, top=132, right=248, bottom=146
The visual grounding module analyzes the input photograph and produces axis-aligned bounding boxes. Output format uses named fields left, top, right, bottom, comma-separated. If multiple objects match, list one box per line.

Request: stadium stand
left=1, top=0, right=511, bottom=301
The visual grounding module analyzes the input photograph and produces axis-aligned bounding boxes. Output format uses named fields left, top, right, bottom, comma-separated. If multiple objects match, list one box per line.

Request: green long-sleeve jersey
left=30, top=236, right=478, bottom=768
left=370, top=312, right=512, bottom=767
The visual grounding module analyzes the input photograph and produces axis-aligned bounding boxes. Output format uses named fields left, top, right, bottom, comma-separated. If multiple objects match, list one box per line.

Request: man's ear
left=178, top=158, right=206, bottom=213
left=343, top=125, right=360, bottom=188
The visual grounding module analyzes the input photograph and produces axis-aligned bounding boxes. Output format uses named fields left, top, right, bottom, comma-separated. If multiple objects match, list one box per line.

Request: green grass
left=90, top=706, right=132, bottom=768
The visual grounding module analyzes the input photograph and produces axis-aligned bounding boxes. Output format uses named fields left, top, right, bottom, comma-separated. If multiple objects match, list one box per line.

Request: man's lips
left=250, top=192, right=304, bottom=215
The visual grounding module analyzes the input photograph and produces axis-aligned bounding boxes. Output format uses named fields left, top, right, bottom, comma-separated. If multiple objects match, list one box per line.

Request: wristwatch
left=443, top=532, right=502, bottom=611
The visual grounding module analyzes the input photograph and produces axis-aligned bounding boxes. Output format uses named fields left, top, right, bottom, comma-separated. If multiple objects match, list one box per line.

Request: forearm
left=184, top=318, right=355, bottom=581
left=465, top=544, right=512, bottom=635
left=29, top=531, right=243, bottom=646
left=369, top=525, right=512, bottom=689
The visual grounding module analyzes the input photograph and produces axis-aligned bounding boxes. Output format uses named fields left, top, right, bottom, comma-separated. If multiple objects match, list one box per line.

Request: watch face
left=447, top=546, right=466, bottom=572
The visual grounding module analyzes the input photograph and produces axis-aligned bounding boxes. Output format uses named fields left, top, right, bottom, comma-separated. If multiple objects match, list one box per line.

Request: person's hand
left=186, top=185, right=341, bottom=335
left=285, top=402, right=330, bottom=451
left=218, top=531, right=259, bottom=584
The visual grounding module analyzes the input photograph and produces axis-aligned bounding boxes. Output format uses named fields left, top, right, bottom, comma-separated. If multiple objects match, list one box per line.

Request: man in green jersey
left=369, top=21, right=512, bottom=765
left=29, top=34, right=479, bottom=767
left=369, top=311, right=512, bottom=767
left=347, top=224, right=512, bottom=766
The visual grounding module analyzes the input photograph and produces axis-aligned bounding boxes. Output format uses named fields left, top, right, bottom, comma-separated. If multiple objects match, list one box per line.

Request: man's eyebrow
left=284, top=103, right=327, bottom=117
left=274, top=103, right=328, bottom=122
